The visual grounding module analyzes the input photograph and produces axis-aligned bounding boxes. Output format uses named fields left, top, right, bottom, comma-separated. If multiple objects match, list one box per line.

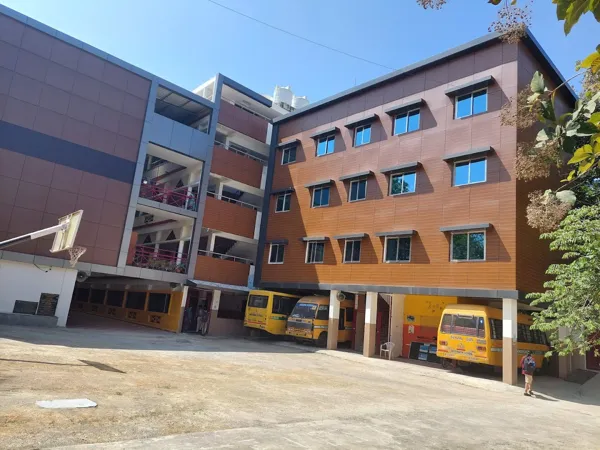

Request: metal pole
left=0, top=223, right=66, bottom=250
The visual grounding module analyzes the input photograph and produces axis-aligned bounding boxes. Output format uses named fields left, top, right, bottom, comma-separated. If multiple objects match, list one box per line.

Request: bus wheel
left=441, top=358, right=453, bottom=370
left=317, top=332, right=327, bottom=348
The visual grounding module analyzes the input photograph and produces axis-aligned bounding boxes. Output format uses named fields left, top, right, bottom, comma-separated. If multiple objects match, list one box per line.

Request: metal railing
left=206, top=191, right=260, bottom=211
left=198, top=249, right=254, bottom=265
left=214, top=141, right=266, bottom=164
left=131, top=245, right=188, bottom=273
left=139, top=183, right=198, bottom=211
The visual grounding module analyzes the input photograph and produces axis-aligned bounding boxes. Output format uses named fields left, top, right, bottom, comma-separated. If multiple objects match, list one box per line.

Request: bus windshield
left=290, top=303, right=318, bottom=319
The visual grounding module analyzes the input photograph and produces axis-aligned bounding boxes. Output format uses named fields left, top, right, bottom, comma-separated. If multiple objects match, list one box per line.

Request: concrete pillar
left=354, top=294, right=365, bottom=352
left=176, top=239, right=185, bottom=266
left=327, top=290, right=340, bottom=350
left=502, top=297, right=518, bottom=385
left=363, top=292, right=378, bottom=357
left=389, top=294, right=405, bottom=358
left=216, top=180, right=224, bottom=199
left=202, top=289, right=221, bottom=333
left=207, top=232, right=216, bottom=254
left=176, top=286, right=189, bottom=333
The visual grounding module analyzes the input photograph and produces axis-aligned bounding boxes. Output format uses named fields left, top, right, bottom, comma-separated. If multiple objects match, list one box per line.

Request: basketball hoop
left=68, top=246, right=87, bottom=267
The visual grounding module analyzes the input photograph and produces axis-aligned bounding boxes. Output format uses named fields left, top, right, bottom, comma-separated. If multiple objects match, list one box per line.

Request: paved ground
left=1, top=313, right=599, bottom=449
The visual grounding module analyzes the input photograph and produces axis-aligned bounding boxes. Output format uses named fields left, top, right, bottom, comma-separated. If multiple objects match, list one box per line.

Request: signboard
left=37, top=293, right=59, bottom=317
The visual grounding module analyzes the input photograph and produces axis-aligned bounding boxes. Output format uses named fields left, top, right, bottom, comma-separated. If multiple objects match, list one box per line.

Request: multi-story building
left=257, top=31, right=577, bottom=383
left=0, top=5, right=281, bottom=337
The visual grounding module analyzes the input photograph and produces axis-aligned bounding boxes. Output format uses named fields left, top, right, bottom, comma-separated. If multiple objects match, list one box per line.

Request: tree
left=527, top=205, right=600, bottom=356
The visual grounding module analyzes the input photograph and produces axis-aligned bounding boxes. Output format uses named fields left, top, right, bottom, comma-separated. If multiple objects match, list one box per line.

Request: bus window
left=345, top=307, right=354, bottom=324
left=248, top=295, right=268, bottom=308
left=316, top=305, right=329, bottom=321
left=338, top=308, right=345, bottom=330
left=272, top=295, right=296, bottom=315
left=453, top=315, right=478, bottom=336
left=489, top=318, right=502, bottom=340
left=291, top=303, right=318, bottom=319
left=477, top=317, right=486, bottom=338
left=441, top=314, right=453, bottom=333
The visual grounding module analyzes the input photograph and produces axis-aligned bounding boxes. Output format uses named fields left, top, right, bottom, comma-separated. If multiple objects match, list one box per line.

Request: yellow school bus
left=286, top=296, right=355, bottom=347
left=244, top=290, right=301, bottom=336
left=436, top=304, right=549, bottom=370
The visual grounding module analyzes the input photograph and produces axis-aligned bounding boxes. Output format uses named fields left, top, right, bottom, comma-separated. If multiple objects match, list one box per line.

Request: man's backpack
left=524, top=356, right=536, bottom=375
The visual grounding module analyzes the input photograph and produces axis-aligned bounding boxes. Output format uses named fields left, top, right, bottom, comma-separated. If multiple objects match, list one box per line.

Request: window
left=390, top=172, right=416, bottom=195
left=106, top=290, right=125, bottom=307
left=90, top=289, right=106, bottom=305
left=454, top=158, right=486, bottom=186
left=455, top=89, right=488, bottom=119
left=349, top=178, right=367, bottom=202
left=275, top=192, right=291, bottom=212
left=291, top=302, right=318, bottom=319
left=477, top=316, right=486, bottom=338
left=345, top=307, right=354, bottom=323
left=394, top=109, right=420, bottom=135
left=281, top=147, right=296, bottom=165
left=451, top=231, right=485, bottom=261
left=147, top=293, right=171, bottom=313
left=75, top=288, right=90, bottom=303
left=248, top=295, right=268, bottom=308
left=441, top=314, right=453, bottom=333
left=125, top=291, right=147, bottom=310
left=316, top=135, right=335, bottom=156
left=269, top=243, right=285, bottom=264
left=316, top=305, right=329, bottom=320
left=442, top=314, right=486, bottom=337
left=272, top=295, right=297, bottom=316
left=306, top=241, right=325, bottom=263
left=489, top=318, right=502, bottom=340
left=384, top=237, right=411, bottom=262
left=312, top=186, right=330, bottom=208
left=343, top=240, right=361, bottom=263
left=354, top=125, right=371, bottom=146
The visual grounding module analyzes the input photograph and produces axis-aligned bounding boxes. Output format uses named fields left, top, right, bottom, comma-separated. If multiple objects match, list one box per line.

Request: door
left=587, top=347, right=600, bottom=371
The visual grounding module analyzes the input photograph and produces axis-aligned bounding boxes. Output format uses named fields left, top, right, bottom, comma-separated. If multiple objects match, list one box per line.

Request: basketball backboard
left=50, top=210, right=83, bottom=253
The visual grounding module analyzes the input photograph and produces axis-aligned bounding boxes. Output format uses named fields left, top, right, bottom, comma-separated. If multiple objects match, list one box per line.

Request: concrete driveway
left=1, top=313, right=599, bottom=449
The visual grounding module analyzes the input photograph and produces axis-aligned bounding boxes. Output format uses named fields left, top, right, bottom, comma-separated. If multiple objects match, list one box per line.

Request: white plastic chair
left=380, top=342, right=395, bottom=360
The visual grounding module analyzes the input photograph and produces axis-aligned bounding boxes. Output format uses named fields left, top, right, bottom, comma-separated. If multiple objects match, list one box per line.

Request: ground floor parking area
left=1, top=313, right=599, bottom=449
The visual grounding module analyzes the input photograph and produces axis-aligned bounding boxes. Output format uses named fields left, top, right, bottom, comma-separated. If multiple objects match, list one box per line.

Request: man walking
left=521, top=351, right=536, bottom=396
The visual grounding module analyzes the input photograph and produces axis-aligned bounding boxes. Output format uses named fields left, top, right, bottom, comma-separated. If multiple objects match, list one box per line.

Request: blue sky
left=3, top=0, right=597, bottom=101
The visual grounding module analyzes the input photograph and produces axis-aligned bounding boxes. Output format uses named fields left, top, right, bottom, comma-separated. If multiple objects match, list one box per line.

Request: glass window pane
left=390, top=174, right=403, bottom=195
left=315, top=243, right=324, bottom=262
left=407, top=110, right=420, bottom=132
left=468, top=232, right=485, bottom=260
left=352, top=240, right=361, bottom=262
left=283, top=193, right=291, bottom=211
left=358, top=180, right=366, bottom=199
left=269, top=245, right=277, bottom=263
left=403, top=172, right=416, bottom=193
left=472, top=90, right=487, bottom=115
left=282, top=150, right=288, bottom=164
left=354, top=128, right=363, bottom=146
left=276, top=195, right=284, bottom=211
left=362, top=125, right=371, bottom=144
left=327, top=136, right=335, bottom=154
left=278, top=245, right=285, bottom=262
left=394, top=114, right=407, bottom=135
left=344, top=241, right=353, bottom=263
left=350, top=181, right=358, bottom=201
left=454, top=161, right=470, bottom=186
left=469, top=158, right=486, bottom=183
left=385, top=238, right=398, bottom=262
left=398, top=237, right=411, bottom=261
left=317, top=139, right=327, bottom=156
left=312, top=189, right=320, bottom=207
left=452, top=234, right=468, bottom=260
left=321, top=187, right=329, bottom=205
left=456, top=94, right=472, bottom=118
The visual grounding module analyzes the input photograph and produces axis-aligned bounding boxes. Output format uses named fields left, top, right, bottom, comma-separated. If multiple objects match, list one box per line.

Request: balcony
left=218, top=100, right=269, bottom=143
left=139, top=184, right=198, bottom=212
left=202, top=195, right=257, bottom=239
left=130, top=245, right=188, bottom=273
left=211, top=143, right=264, bottom=189
left=194, top=251, right=251, bottom=286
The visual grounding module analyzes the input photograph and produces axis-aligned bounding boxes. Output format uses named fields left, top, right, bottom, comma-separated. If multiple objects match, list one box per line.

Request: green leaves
left=580, top=50, right=600, bottom=74
left=567, top=142, right=600, bottom=175
left=530, top=71, right=546, bottom=94
left=556, top=190, right=577, bottom=205
left=564, top=0, right=592, bottom=34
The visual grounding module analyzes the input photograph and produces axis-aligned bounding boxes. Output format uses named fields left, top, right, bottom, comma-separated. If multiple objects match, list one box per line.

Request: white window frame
left=389, top=171, right=417, bottom=196
left=354, top=124, right=371, bottom=147
left=383, top=236, right=412, bottom=263
left=268, top=243, right=285, bottom=264
left=275, top=192, right=291, bottom=213
left=343, top=239, right=361, bottom=264
left=311, top=186, right=330, bottom=208
left=453, top=157, right=487, bottom=186
left=455, top=88, right=488, bottom=119
left=305, top=241, right=325, bottom=264
left=316, top=135, right=335, bottom=157
left=348, top=178, right=367, bottom=202
left=393, top=108, right=421, bottom=135
left=281, top=147, right=296, bottom=165
left=450, top=230, right=486, bottom=262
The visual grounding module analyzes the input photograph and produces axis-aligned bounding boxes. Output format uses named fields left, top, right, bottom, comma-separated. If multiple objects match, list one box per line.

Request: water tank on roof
left=273, top=85, right=294, bottom=107
left=292, top=95, right=309, bottom=109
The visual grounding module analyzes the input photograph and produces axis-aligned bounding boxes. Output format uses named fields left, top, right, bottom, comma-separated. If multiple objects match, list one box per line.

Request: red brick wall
left=210, top=145, right=263, bottom=189
left=202, top=196, right=257, bottom=239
